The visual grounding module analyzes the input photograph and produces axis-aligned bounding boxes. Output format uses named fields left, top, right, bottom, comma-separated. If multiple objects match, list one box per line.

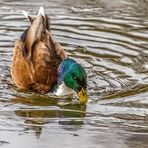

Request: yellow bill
left=77, top=88, right=88, bottom=105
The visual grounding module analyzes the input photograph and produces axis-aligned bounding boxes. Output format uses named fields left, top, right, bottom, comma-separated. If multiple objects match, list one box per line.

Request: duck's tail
left=22, top=7, right=50, bottom=31
left=22, top=10, right=34, bottom=23
left=22, top=6, right=45, bottom=23
left=21, top=6, right=52, bottom=59
left=37, top=7, right=50, bottom=31
left=37, top=6, right=45, bottom=17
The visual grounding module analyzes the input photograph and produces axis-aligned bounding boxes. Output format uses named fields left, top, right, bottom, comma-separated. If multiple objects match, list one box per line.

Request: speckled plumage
left=11, top=8, right=67, bottom=93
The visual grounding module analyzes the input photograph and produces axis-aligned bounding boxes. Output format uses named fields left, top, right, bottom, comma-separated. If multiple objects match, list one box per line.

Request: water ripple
left=1, top=0, right=148, bottom=147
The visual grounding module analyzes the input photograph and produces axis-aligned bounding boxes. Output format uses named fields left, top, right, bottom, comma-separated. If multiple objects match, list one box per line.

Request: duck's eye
left=73, top=76, right=77, bottom=80
left=72, top=73, right=77, bottom=80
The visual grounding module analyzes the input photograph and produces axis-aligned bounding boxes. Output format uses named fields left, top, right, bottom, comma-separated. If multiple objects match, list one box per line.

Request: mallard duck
left=11, top=7, right=88, bottom=104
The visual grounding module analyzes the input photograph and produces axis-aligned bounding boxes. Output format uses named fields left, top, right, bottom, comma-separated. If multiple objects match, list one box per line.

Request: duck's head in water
left=55, top=58, right=88, bottom=105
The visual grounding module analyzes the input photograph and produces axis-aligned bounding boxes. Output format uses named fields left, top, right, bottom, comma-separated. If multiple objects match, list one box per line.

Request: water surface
left=0, top=0, right=148, bottom=147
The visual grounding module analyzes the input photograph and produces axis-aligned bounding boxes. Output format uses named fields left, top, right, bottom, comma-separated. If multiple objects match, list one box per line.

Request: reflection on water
left=15, top=108, right=86, bottom=138
left=0, top=0, right=148, bottom=147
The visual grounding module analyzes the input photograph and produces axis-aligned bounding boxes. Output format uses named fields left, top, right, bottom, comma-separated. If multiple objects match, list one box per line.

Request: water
left=0, top=0, right=148, bottom=147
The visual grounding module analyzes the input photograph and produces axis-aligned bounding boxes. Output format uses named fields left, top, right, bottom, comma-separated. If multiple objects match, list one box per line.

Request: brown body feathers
left=11, top=8, right=67, bottom=93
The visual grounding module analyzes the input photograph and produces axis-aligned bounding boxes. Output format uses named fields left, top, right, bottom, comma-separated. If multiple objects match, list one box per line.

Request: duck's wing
left=22, top=7, right=67, bottom=60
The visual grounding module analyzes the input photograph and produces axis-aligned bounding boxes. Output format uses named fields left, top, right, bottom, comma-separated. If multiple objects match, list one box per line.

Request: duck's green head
left=58, top=58, right=88, bottom=104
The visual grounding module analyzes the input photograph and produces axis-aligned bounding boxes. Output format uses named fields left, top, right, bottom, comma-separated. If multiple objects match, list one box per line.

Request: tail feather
left=22, top=10, right=34, bottom=23
left=37, top=6, right=45, bottom=17
left=22, top=10, right=29, bottom=19
left=22, top=7, right=45, bottom=23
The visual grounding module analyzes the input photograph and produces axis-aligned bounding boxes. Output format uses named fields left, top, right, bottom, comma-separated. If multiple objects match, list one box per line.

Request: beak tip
left=77, top=88, right=88, bottom=105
